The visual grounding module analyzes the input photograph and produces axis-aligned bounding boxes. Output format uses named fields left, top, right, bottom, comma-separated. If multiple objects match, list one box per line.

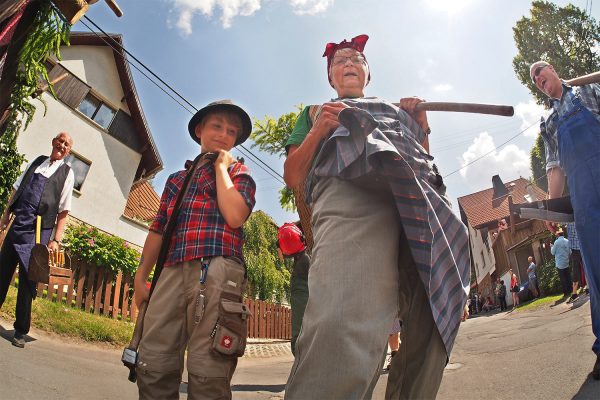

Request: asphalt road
left=1, top=295, right=598, bottom=399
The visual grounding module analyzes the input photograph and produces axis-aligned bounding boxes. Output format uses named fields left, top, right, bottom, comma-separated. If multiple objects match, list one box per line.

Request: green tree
left=251, top=106, right=303, bottom=212
left=513, top=1, right=600, bottom=105
left=529, top=131, right=548, bottom=192
left=243, top=210, right=290, bottom=301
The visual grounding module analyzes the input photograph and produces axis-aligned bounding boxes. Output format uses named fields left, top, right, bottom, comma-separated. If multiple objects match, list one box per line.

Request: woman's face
left=329, top=48, right=369, bottom=98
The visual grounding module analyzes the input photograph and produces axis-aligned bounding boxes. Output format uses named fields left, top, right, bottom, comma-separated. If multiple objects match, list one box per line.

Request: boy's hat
left=188, top=100, right=252, bottom=146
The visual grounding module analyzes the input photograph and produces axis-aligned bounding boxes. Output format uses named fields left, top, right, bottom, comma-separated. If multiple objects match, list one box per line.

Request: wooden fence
left=12, top=259, right=291, bottom=340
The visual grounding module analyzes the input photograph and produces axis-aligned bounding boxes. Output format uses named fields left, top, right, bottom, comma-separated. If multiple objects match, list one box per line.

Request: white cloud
left=290, top=0, right=334, bottom=15
left=167, top=0, right=333, bottom=33
left=514, top=100, right=547, bottom=138
left=433, top=83, right=453, bottom=92
left=168, top=0, right=262, bottom=33
left=459, top=132, right=529, bottom=190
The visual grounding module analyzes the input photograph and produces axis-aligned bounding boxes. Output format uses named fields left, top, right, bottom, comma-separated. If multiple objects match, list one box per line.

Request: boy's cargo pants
left=136, top=256, right=249, bottom=400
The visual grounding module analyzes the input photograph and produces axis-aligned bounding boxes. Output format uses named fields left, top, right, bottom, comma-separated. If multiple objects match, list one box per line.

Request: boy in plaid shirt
left=133, top=100, right=256, bottom=399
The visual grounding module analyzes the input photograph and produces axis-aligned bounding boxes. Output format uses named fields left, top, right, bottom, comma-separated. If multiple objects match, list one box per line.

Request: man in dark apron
left=531, top=61, right=600, bottom=380
left=0, top=132, right=74, bottom=348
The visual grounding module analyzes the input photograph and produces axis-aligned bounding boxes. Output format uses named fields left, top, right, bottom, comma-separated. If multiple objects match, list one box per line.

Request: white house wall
left=57, top=46, right=130, bottom=114
left=468, top=223, right=496, bottom=284
left=16, top=92, right=147, bottom=247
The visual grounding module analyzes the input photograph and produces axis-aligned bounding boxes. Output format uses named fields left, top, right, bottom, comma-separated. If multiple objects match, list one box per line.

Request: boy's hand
left=134, top=277, right=150, bottom=308
left=214, top=150, right=234, bottom=170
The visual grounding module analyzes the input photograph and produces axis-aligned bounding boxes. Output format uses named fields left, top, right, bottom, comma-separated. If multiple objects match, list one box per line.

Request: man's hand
left=400, top=97, right=429, bottom=131
left=48, top=240, right=59, bottom=253
left=134, top=276, right=150, bottom=308
left=311, top=102, right=349, bottom=140
left=214, top=149, right=234, bottom=170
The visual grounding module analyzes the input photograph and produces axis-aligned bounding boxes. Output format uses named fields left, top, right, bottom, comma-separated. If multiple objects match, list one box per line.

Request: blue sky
left=77, top=0, right=598, bottom=224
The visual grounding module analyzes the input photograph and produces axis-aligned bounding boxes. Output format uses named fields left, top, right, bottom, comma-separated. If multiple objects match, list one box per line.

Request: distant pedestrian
left=527, top=256, right=539, bottom=298
left=510, top=269, right=520, bottom=308
left=551, top=229, right=572, bottom=298
left=567, top=223, right=584, bottom=304
left=497, top=280, right=507, bottom=311
left=276, top=222, right=310, bottom=355
left=482, top=297, right=495, bottom=312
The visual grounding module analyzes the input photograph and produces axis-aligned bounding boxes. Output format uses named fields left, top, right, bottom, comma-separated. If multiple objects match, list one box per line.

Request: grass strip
left=515, top=294, right=564, bottom=312
left=0, top=286, right=133, bottom=346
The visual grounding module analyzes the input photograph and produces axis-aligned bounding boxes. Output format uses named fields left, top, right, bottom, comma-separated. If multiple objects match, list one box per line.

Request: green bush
left=537, top=258, right=562, bottom=295
left=62, top=224, right=140, bottom=276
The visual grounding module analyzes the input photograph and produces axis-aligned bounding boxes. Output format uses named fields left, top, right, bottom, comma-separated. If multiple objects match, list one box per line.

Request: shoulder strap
left=148, top=152, right=217, bottom=297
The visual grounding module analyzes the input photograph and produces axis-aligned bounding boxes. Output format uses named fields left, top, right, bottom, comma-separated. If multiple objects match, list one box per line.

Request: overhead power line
left=80, top=16, right=286, bottom=185
left=443, top=120, right=539, bottom=179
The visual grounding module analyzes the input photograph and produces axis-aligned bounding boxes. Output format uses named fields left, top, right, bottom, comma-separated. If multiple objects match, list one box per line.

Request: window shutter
left=108, top=109, right=143, bottom=152
left=48, top=64, right=91, bottom=108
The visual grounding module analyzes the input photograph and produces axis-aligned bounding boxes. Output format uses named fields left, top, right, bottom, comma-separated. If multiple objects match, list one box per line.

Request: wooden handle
left=35, top=216, right=41, bottom=244
left=410, top=102, right=514, bottom=117
left=565, top=71, right=600, bottom=86
left=104, top=0, right=123, bottom=17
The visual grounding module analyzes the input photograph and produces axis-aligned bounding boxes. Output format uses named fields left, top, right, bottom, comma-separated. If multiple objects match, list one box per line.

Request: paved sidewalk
left=245, top=338, right=292, bottom=358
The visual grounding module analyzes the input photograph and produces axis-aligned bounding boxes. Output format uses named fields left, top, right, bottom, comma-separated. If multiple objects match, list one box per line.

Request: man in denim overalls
left=531, top=60, right=600, bottom=380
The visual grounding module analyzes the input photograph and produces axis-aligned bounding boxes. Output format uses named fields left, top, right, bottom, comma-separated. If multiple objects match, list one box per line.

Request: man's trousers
left=0, top=237, right=37, bottom=335
left=136, top=257, right=247, bottom=400
left=285, top=177, right=447, bottom=400
left=290, top=273, right=308, bottom=355
left=557, top=267, right=572, bottom=297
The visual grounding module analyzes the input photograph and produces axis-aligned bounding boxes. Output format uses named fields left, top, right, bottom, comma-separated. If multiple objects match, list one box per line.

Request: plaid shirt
left=566, top=222, right=581, bottom=250
left=150, top=161, right=256, bottom=267
left=540, top=82, right=600, bottom=171
left=302, top=97, right=470, bottom=355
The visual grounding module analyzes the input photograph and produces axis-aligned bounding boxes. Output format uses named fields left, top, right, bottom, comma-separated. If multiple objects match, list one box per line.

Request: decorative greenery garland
left=0, top=0, right=71, bottom=213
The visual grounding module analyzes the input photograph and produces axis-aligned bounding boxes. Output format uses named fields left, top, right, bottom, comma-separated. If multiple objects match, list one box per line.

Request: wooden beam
left=51, top=0, right=89, bottom=24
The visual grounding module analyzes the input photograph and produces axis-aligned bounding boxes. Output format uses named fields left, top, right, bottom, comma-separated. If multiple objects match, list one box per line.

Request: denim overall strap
left=556, top=94, right=600, bottom=356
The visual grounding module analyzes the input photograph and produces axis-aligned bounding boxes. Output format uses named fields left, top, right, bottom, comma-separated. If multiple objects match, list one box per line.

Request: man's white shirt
left=13, top=158, right=75, bottom=213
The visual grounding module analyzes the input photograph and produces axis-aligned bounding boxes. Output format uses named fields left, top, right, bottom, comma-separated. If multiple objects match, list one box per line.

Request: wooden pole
left=51, top=0, right=88, bottom=25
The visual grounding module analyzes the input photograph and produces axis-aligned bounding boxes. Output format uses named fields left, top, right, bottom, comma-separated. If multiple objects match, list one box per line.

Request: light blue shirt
left=527, top=262, right=537, bottom=279
left=551, top=236, right=571, bottom=269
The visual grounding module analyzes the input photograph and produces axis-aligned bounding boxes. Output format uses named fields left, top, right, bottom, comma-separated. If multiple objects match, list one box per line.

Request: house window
left=65, top=152, right=91, bottom=192
left=78, top=93, right=116, bottom=129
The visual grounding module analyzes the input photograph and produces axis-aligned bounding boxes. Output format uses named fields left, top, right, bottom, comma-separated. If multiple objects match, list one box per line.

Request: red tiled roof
left=123, top=181, right=160, bottom=224
left=457, top=178, right=547, bottom=229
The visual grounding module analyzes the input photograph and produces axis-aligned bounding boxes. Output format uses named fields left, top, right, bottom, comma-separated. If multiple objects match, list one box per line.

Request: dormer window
left=78, top=93, right=116, bottom=129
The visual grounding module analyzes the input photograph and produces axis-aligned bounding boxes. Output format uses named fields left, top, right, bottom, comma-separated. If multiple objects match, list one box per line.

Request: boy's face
left=194, top=114, right=240, bottom=152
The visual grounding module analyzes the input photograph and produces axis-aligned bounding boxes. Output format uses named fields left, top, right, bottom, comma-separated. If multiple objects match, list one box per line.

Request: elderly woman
left=283, top=35, right=470, bottom=399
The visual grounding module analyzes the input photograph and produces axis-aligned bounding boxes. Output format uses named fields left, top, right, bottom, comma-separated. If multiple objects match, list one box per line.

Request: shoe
left=12, top=332, right=25, bottom=348
left=593, top=354, right=600, bottom=381
left=567, top=294, right=578, bottom=304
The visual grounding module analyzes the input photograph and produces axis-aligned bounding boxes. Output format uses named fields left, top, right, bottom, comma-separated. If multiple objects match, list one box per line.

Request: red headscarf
left=323, top=34, right=370, bottom=87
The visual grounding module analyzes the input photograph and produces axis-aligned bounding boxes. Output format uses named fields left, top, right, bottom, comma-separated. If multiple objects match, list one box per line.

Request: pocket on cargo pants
left=211, top=298, right=252, bottom=357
